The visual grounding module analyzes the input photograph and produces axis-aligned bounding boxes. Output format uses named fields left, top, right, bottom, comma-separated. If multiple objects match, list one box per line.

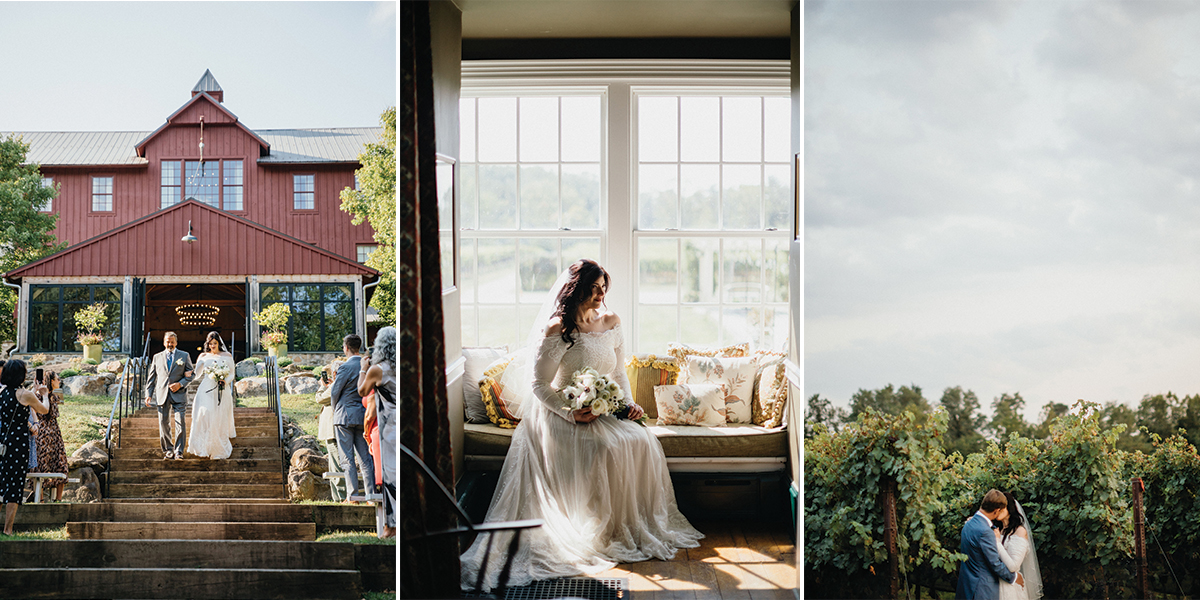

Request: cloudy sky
left=0, top=1, right=395, bottom=132
left=805, top=0, right=1200, bottom=421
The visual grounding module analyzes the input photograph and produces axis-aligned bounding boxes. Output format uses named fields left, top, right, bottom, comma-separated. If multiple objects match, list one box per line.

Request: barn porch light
left=181, top=219, right=198, bottom=244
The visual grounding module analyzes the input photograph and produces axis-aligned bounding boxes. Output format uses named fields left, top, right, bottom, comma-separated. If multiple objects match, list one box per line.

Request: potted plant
left=74, top=303, right=108, bottom=362
left=253, top=303, right=291, bottom=358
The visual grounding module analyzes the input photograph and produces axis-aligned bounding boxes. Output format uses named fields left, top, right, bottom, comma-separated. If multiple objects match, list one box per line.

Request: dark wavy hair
left=553, top=259, right=610, bottom=348
left=999, top=491, right=1024, bottom=544
left=204, top=331, right=225, bottom=352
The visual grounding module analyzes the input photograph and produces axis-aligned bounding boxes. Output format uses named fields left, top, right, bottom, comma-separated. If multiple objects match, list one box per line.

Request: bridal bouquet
left=560, top=367, right=646, bottom=426
left=203, top=362, right=231, bottom=397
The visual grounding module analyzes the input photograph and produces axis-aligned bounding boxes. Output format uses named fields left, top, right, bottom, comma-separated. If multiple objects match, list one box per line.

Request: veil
left=496, top=268, right=573, bottom=419
left=1014, top=500, right=1043, bottom=600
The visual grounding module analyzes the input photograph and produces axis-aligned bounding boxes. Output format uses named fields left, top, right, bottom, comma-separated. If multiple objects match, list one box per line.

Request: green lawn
left=239, top=393, right=322, bottom=437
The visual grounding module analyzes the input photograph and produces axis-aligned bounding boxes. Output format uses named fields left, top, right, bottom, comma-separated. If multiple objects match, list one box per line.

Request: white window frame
left=461, top=59, right=792, bottom=352
left=39, top=177, right=54, bottom=212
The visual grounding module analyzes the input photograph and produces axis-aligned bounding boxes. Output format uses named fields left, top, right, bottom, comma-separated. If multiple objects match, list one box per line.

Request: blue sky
left=806, top=0, right=1200, bottom=421
left=0, top=1, right=396, bottom=131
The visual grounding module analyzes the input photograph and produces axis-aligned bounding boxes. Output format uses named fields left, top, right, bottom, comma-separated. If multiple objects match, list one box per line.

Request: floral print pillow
left=653, top=383, right=727, bottom=427
left=682, top=355, right=758, bottom=424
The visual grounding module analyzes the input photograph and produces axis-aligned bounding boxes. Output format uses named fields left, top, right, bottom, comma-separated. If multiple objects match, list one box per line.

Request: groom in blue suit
left=956, top=489, right=1023, bottom=599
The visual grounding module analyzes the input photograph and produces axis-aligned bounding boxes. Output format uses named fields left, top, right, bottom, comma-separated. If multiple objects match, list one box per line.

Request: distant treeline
left=806, top=385, right=1200, bottom=454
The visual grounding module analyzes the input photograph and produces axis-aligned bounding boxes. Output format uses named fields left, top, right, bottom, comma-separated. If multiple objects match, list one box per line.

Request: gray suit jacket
left=146, top=349, right=195, bottom=407
left=331, top=355, right=365, bottom=426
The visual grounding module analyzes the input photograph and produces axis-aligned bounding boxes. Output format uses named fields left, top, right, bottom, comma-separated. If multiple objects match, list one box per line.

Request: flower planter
left=267, top=345, right=287, bottom=359
left=82, top=344, right=102, bottom=362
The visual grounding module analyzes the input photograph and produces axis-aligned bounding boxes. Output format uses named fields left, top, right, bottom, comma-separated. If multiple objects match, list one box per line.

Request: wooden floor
left=595, top=519, right=797, bottom=600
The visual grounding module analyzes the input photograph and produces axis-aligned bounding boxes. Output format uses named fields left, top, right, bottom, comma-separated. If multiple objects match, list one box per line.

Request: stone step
left=68, top=502, right=318, bottom=523
left=111, top=458, right=281, bottom=472
left=0, top=539, right=357, bottom=569
left=118, top=435, right=279, bottom=448
left=111, top=447, right=282, bottom=460
left=110, top=470, right=284, bottom=485
left=67, top=521, right=317, bottom=541
left=0, top=567, right=361, bottom=599
left=108, top=483, right=285, bottom=499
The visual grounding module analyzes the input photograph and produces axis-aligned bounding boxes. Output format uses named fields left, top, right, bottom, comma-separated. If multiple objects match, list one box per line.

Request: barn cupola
left=191, top=69, right=224, bottom=103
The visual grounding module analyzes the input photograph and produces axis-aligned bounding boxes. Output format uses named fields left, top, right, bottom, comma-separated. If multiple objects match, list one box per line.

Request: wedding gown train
left=186, top=353, right=237, bottom=459
left=459, top=324, right=703, bottom=592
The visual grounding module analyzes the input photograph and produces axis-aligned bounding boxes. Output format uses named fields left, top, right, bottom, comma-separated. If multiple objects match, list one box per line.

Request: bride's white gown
left=460, top=324, right=703, bottom=592
left=996, top=534, right=1030, bottom=600
left=186, top=353, right=237, bottom=459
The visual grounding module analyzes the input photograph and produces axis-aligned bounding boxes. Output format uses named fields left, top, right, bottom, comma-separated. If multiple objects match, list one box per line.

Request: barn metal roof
left=0, top=127, right=381, bottom=166
left=192, top=69, right=223, bottom=93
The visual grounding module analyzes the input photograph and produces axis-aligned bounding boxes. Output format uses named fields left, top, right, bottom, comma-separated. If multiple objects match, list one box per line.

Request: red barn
left=2, top=70, right=381, bottom=360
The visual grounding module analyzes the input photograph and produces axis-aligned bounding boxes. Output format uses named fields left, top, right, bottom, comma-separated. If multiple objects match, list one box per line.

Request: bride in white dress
left=994, top=492, right=1043, bottom=600
left=186, top=331, right=237, bottom=459
left=460, top=259, right=703, bottom=592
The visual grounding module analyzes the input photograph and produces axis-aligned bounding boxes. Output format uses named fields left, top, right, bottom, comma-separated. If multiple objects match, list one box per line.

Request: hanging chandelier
left=176, top=303, right=219, bottom=327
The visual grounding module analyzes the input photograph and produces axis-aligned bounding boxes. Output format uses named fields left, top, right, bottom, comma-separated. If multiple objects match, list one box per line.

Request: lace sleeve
left=997, top=536, right=1028, bottom=572
left=530, top=334, right=574, bottom=423
left=610, top=329, right=634, bottom=405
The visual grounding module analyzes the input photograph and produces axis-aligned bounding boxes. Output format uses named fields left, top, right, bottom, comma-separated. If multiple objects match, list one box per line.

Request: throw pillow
left=654, top=383, right=728, bottom=427
left=479, top=356, right=519, bottom=428
left=666, top=341, right=750, bottom=365
left=463, top=347, right=509, bottom=424
left=624, top=354, right=680, bottom=420
left=753, top=352, right=788, bottom=427
left=682, top=355, right=759, bottom=424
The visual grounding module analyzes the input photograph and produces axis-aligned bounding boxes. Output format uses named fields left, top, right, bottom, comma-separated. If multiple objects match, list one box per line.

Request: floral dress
left=35, top=395, right=68, bottom=476
left=0, top=387, right=32, bottom=504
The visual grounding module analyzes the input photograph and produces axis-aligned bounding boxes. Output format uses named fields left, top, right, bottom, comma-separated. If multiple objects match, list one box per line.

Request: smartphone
left=35, top=368, right=44, bottom=385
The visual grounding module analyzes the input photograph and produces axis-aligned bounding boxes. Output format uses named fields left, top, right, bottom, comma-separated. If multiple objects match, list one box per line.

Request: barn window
left=259, top=283, right=354, bottom=352
left=39, top=177, right=54, bottom=212
left=91, top=176, right=114, bottom=212
left=293, top=174, right=315, bottom=210
left=223, top=160, right=243, bottom=211
left=161, top=161, right=182, bottom=208
left=29, top=285, right=122, bottom=352
left=356, top=244, right=377, bottom=264
left=185, top=160, right=220, bottom=207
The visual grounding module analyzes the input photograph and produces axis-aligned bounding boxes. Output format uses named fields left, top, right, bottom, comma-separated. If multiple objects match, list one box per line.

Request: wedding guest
left=34, top=372, right=68, bottom=502
left=0, top=360, right=50, bottom=535
left=331, top=334, right=375, bottom=502
left=363, top=389, right=382, bottom=493
left=358, top=327, right=396, bottom=538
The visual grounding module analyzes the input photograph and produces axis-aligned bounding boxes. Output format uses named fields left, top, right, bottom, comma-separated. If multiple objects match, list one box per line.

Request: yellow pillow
left=625, top=354, right=680, bottom=420
left=479, top=357, right=519, bottom=429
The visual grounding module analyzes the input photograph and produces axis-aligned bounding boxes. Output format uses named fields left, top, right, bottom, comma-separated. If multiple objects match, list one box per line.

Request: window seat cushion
left=463, top=420, right=787, bottom=459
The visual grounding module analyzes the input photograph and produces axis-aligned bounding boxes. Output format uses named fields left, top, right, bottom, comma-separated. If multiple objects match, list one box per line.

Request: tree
left=987, top=392, right=1032, bottom=442
left=1177, top=394, right=1200, bottom=450
left=1032, top=401, right=1070, bottom=439
left=939, top=386, right=986, bottom=456
left=0, top=135, right=67, bottom=342
left=805, top=394, right=848, bottom=439
left=1136, top=392, right=1184, bottom=439
left=848, top=383, right=931, bottom=423
left=340, top=107, right=396, bottom=324
left=1098, top=400, right=1152, bottom=453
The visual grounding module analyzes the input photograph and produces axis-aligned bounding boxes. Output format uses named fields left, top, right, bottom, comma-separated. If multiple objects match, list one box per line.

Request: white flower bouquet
left=203, top=362, right=231, bottom=397
left=560, top=367, right=645, bottom=426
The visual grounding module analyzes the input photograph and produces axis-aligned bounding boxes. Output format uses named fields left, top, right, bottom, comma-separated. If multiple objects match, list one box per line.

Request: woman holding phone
left=0, top=360, right=50, bottom=535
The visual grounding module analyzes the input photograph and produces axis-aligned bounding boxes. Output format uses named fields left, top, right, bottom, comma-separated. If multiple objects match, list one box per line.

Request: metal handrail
left=102, top=355, right=147, bottom=498
left=264, top=355, right=286, bottom=496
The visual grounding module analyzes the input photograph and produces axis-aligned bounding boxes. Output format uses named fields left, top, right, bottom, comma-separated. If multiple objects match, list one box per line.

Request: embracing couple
left=957, top=489, right=1043, bottom=600
left=144, top=331, right=237, bottom=460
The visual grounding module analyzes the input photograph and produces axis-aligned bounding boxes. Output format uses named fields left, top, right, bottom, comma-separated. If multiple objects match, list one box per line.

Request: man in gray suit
left=144, top=332, right=195, bottom=460
left=331, top=334, right=375, bottom=500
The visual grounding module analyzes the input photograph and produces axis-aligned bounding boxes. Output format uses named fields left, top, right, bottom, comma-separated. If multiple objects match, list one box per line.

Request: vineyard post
left=882, top=477, right=900, bottom=599
left=1132, top=477, right=1148, bottom=600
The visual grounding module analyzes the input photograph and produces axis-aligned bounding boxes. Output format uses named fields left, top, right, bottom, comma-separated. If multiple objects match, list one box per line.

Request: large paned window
left=259, top=283, right=354, bottom=352
left=91, top=176, right=113, bottom=211
left=635, top=93, right=791, bottom=351
left=29, top=285, right=122, bottom=352
left=458, top=93, right=604, bottom=347
left=460, top=64, right=792, bottom=354
left=185, top=160, right=220, bottom=207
